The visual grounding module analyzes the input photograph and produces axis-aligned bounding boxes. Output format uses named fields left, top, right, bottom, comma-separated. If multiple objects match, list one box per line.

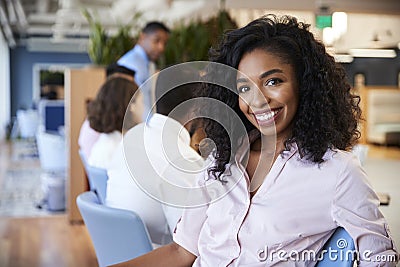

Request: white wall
left=0, top=32, right=10, bottom=140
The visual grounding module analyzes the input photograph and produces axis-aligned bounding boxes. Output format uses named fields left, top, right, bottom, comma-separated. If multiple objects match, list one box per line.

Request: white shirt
left=106, top=114, right=204, bottom=245
left=78, top=119, right=100, bottom=159
left=87, top=131, right=122, bottom=169
left=173, top=144, right=399, bottom=266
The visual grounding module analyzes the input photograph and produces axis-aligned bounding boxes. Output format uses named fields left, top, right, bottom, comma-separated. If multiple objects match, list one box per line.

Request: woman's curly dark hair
left=201, top=14, right=361, bottom=179
left=87, top=77, right=138, bottom=133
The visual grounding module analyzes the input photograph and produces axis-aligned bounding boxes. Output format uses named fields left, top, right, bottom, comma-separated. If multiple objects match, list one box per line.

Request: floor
left=0, top=216, right=97, bottom=267
left=0, top=140, right=399, bottom=266
left=363, top=145, right=400, bottom=262
left=0, top=139, right=60, bottom=216
left=0, top=140, right=97, bottom=267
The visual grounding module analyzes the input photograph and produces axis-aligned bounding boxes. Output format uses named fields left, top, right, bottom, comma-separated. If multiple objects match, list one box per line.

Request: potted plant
left=82, top=9, right=141, bottom=66
left=159, top=10, right=237, bottom=67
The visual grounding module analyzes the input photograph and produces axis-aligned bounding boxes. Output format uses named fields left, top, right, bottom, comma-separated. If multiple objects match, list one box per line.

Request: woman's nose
left=249, top=87, right=270, bottom=108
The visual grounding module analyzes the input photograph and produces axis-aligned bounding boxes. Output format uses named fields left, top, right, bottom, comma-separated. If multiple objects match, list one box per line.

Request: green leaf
left=82, top=8, right=140, bottom=66
left=159, top=11, right=237, bottom=68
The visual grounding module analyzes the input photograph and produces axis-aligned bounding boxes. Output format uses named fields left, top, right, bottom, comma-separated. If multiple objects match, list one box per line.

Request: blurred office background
left=0, top=0, right=399, bottom=266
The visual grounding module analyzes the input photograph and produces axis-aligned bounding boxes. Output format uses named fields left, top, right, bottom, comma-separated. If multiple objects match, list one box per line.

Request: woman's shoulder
left=322, top=148, right=369, bottom=186
left=290, top=148, right=364, bottom=180
left=323, top=147, right=360, bottom=167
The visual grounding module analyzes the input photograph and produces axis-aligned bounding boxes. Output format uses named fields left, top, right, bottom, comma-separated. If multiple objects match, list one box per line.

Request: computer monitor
left=38, top=100, right=65, bottom=134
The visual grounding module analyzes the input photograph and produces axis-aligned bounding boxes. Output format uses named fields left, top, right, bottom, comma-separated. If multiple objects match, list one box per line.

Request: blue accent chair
left=78, top=149, right=108, bottom=204
left=317, top=227, right=356, bottom=267
left=77, top=191, right=153, bottom=267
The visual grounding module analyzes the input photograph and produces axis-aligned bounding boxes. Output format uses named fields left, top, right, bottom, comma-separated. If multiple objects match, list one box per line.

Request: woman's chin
left=258, top=125, right=276, bottom=137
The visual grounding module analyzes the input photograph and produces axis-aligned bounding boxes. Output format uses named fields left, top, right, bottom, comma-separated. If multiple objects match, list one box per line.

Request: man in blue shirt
left=118, top=21, right=170, bottom=121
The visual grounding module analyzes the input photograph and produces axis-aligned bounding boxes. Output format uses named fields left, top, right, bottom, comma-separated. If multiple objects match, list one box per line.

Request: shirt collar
left=234, top=130, right=299, bottom=167
left=135, top=44, right=150, bottom=64
left=147, top=113, right=191, bottom=145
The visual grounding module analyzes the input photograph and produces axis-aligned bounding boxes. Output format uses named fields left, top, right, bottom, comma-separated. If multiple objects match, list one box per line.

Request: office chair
left=77, top=191, right=153, bottom=267
left=78, top=149, right=93, bottom=189
left=78, top=149, right=108, bottom=204
left=316, top=227, right=355, bottom=267
left=35, top=129, right=67, bottom=211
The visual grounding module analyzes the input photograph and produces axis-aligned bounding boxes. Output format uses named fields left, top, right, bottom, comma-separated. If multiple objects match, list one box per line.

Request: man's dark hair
left=142, top=21, right=170, bottom=34
left=106, top=63, right=136, bottom=78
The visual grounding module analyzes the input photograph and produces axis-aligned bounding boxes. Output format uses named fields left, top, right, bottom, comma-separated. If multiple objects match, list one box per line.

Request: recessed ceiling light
left=349, top=49, right=396, bottom=58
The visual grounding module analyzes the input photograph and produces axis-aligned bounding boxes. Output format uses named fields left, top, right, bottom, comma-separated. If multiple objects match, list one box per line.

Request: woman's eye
left=237, top=86, right=250, bottom=94
left=265, top=78, right=282, bottom=86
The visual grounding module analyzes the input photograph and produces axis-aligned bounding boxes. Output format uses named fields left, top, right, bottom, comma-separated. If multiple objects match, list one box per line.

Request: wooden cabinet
left=64, top=66, right=105, bottom=223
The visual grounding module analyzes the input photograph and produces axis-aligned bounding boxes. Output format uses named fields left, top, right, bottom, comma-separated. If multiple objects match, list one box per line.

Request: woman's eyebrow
left=236, top=69, right=283, bottom=84
left=259, top=69, right=283, bottom=79
left=236, top=77, right=249, bottom=84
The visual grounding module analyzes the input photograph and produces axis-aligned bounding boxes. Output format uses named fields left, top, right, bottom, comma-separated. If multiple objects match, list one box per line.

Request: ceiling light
left=349, top=49, right=397, bottom=58
left=321, top=12, right=347, bottom=46
left=332, top=12, right=347, bottom=39
left=322, top=27, right=335, bottom=46
left=333, top=54, right=354, bottom=63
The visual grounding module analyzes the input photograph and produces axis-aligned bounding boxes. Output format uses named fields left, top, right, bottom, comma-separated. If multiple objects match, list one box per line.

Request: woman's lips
left=253, top=108, right=282, bottom=126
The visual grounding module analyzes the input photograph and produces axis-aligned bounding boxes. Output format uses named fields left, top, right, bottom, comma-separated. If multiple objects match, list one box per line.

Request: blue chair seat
left=77, top=191, right=153, bottom=267
left=78, top=149, right=108, bottom=204
left=316, top=227, right=355, bottom=266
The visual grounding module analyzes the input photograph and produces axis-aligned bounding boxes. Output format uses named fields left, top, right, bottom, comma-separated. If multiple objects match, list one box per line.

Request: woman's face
left=237, top=48, right=299, bottom=139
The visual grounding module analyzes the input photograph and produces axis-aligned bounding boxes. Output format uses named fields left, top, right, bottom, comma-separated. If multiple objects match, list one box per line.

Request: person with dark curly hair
left=87, top=77, right=139, bottom=169
left=78, top=64, right=140, bottom=160
left=111, top=15, right=398, bottom=267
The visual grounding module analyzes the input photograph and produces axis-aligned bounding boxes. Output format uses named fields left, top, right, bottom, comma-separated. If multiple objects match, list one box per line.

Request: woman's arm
left=110, top=242, right=196, bottom=267
left=333, top=155, right=399, bottom=266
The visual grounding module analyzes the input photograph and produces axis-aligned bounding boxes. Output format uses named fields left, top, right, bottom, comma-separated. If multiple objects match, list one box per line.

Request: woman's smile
left=252, top=107, right=283, bottom=126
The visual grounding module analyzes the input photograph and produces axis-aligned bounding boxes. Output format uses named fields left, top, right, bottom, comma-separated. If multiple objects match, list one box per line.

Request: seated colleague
left=87, top=77, right=138, bottom=169
left=78, top=63, right=139, bottom=160
left=111, top=15, right=399, bottom=267
left=78, top=110, right=100, bottom=160
left=105, top=70, right=204, bottom=246
left=107, top=63, right=145, bottom=124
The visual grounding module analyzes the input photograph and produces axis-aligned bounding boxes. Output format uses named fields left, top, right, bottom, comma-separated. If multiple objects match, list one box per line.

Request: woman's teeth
left=255, top=109, right=280, bottom=122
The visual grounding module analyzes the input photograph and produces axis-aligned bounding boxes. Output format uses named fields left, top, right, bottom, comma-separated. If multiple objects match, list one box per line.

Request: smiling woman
left=109, top=14, right=399, bottom=267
